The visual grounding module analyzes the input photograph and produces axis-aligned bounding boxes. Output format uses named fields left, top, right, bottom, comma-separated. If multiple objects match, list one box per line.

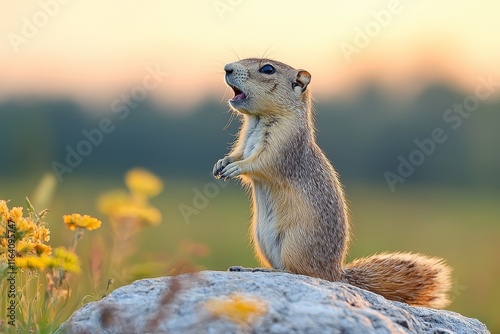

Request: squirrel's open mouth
left=229, top=85, right=247, bottom=102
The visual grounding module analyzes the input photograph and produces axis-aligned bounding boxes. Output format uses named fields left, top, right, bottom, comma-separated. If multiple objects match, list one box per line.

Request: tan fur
left=213, top=58, right=452, bottom=308
left=343, top=253, right=452, bottom=308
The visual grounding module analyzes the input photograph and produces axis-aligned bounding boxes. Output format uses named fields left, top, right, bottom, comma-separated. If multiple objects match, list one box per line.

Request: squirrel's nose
left=224, top=64, right=234, bottom=75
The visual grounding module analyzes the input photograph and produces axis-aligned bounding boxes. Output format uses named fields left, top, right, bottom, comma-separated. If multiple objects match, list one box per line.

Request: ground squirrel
left=213, top=58, right=452, bottom=308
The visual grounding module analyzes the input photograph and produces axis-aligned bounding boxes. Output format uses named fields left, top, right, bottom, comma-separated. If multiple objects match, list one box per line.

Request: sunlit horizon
left=2, top=1, right=500, bottom=109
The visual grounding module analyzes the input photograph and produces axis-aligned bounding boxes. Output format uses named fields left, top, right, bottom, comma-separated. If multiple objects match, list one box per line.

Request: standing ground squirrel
left=213, top=58, right=452, bottom=308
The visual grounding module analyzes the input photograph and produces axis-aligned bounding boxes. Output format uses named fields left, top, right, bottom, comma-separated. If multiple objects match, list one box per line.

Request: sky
left=1, top=0, right=500, bottom=108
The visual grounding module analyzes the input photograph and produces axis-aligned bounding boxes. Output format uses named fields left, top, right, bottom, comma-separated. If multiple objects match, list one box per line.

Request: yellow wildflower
left=0, top=200, right=8, bottom=221
left=125, top=168, right=163, bottom=197
left=205, top=293, right=267, bottom=325
left=97, top=190, right=129, bottom=215
left=15, top=219, right=37, bottom=238
left=114, top=204, right=162, bottom=226
left=16, top=256, right=47, bottom=270
left=136, top=205, right=161, bottom=225
left=33, top=225, right=50, bottom=243
left=16, top=248, right=80, bottom=273
left=9, top=207, right=23, bottom=223
left=34, top=243, right=52, bottom=256
left=44, top=247, right=81, bottom=273
left=63, top=214, right=102, bottom=231
left=17, top=240, right=35, bottom=255
left=98, top=190, right=162, bottom=226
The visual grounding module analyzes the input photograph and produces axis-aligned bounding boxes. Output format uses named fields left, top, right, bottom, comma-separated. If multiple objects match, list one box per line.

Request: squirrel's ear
left=293, top=70, right=311, bottom=93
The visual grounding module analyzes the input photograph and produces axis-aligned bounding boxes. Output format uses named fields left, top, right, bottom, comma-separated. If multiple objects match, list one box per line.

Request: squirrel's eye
left=259, top=64, right=275, bottom=74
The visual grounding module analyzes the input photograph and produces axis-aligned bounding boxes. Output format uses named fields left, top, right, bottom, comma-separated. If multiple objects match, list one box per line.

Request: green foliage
left=0, top=84, right=499, bottom=188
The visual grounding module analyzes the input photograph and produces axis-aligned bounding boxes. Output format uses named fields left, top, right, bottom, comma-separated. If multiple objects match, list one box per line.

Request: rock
left=55, top=270, right=489, bottom=334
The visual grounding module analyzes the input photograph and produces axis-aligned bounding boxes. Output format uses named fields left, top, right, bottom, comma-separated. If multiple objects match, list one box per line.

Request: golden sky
left=1, top=0, right=500, bottom=107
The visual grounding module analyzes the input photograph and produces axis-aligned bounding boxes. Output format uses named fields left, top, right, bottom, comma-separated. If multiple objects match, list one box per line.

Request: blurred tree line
left=0, top=82, right=499, bottom=189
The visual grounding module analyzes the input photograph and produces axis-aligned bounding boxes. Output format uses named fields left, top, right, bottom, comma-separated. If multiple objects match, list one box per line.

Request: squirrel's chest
left=252, top=183, right=284, bottom=269
left=242, top=120, right=266, bottom=159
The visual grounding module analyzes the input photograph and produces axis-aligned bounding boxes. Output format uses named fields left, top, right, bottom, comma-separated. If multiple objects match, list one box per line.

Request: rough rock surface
left=55, top=270, right=489, bottom=334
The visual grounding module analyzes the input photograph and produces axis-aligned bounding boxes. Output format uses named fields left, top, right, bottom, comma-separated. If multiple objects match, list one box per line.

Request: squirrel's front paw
left=213, top=156, right=234, bottom=179
left=219, top=162, right=243, bottom=179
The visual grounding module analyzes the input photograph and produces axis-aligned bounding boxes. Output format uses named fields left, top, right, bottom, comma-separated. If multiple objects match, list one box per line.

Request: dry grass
left=0, top=169, right=209, bottom=334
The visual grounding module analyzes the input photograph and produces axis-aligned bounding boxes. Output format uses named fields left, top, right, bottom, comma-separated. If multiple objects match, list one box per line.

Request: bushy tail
left=342, top=252, right=452, bottom=308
